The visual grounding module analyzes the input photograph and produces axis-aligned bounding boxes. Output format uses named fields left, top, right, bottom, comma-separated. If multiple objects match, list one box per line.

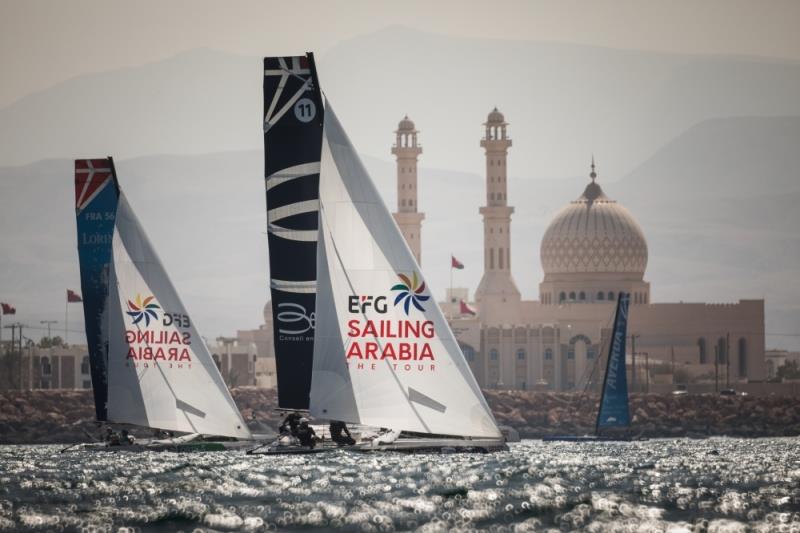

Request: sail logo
left=348, top=295, right=388, bottom=314
left=126, top=294, right=160, bottom=326
left=277, top=302, right=316, bottom=335
left=391, top=272, right=430, bottom=315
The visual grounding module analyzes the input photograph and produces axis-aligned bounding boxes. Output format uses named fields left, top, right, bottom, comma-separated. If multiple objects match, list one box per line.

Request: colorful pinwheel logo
left=126, top=294, right=160, bottom=326
left=391, top=272, right=430, bottom=315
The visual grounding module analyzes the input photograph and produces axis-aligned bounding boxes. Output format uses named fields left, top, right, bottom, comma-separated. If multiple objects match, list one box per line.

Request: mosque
left=242, top=109, right=766, bottom=392
left=391, top=109, right=766, bottom=392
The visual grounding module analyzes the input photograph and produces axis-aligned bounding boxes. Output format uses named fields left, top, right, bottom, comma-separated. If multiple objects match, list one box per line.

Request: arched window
left=738, top=338, right=747, bottom=376
left=41, top=357, right=52, bottom=376
left=608, top=291, right=615, bottom=301
left=80, top=356, right=90, bottom=375
left=597, top=292, right=605, bottom=301
left=544, top=348, right=553, bottom=361
left=569, top=291, right=576, bottom=300
left=697, top=338, right=707, bottom=364
left=559, top=292, right=566, bottom=303
left=579, top=291, right=586, bottom=301
left=489, top=349, right=499, bottom=361
left=717, top=338, right=726, bottom=364
left=461, top=344, right=476, bottom=362
left=516, top=349, right=526, bottom=361
left=567, top=349, right=575, bottom=360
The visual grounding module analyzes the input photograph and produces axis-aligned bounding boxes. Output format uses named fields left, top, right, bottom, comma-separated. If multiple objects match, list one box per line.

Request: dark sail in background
left=263, top=54, right=324, bottom=410
left=596, top=292, right=631, bottom=431
left=75, top=157, right=120, bottom=421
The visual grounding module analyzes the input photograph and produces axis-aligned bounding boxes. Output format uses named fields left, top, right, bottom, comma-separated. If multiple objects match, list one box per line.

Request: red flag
left=459, top=300, right=476, bottom=316
left=451, top=255, right=465, bottom=269
left=67, top=289, right=83, bottom=303
left=1, top=303, right=16, bottom=315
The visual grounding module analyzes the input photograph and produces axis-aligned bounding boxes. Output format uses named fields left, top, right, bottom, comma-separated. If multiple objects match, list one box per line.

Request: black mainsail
left=263, top=54, right=324, bottom=410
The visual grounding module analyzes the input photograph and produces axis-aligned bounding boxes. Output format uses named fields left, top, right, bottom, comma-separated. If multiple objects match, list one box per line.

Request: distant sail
left=263, top=54, right=324, bottom=410
left=309, top=105, right=502, bottom=439
left=75, top=158, right=251, bottom=439
left=596, top=293, right=631, bottom=430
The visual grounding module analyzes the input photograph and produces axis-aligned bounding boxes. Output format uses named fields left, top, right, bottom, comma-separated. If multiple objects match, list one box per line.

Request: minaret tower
left=392, top=115, right=425, bottom=264
left=474, top=108, right=521, bottom=323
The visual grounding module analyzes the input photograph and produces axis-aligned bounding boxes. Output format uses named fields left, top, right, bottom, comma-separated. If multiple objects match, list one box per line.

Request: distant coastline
left=1, top=388, right=798, bottom=444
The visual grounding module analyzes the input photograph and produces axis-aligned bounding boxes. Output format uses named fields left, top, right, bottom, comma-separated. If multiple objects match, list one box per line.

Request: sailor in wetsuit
left=329, top=420, right=356, bottom=446
left=295, top=418, right=318, bottom=448
left=279, top=412, right=303, bottom=436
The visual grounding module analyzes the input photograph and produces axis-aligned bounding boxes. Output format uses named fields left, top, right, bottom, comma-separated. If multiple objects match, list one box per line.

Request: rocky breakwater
left=484, top=390, right=800, bottom=438
left=2, top=388, right=800, bottom=443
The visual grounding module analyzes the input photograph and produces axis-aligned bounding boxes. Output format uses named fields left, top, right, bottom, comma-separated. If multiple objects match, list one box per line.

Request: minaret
left=392, top=115, right=425, bottom=264
left=474, top=108, right=521, bottom=323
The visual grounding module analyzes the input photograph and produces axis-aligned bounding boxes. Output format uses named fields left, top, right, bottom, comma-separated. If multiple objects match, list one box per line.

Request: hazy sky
left=1, top=0, right=799, bottom=108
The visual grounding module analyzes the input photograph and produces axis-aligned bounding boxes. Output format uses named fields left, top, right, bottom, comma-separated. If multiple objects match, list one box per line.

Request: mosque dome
left=486, top=107, right=505, bottom=124
left=540, top=161, right=648, bottom=278
left=397, top=115, right=416, bottom=131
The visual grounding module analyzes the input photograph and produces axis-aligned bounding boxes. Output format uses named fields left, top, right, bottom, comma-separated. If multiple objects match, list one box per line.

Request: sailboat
left=73, top=157, right=255, bottom=451
left=543, top=292, right=633, bottom=442
left=257, top=53, right=508, bottom=453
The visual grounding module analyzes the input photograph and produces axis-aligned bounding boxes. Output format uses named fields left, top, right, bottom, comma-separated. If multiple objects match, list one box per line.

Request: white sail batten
left=106, top=194, right=252, bottom=439
left=309, top=105, right=501, bottom=439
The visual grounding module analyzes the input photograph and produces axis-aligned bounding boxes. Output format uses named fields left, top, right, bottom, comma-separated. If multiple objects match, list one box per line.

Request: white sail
left=106, top=193, right=252, bottom=439
left=309, top=105, right=501, bottom=439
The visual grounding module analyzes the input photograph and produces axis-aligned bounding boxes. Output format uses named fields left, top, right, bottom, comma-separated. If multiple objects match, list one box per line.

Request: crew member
left=295, top=418, right=318, bottom=448
left=279, top=412, right=303, bottom=436
left=329, top=420, right=355, bottom=446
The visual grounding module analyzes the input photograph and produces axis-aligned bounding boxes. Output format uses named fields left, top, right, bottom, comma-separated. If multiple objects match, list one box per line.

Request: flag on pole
left=0, top=303, right=15, bottom=315
left=459, top=300, right=477, bottom=316
left=451, top=255, right=465, bottom=270
left=67, top=289, right=83, bottom=303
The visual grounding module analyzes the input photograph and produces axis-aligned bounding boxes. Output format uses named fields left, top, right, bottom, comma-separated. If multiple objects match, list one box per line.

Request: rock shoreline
left=1, top=388, right=798, bottom=444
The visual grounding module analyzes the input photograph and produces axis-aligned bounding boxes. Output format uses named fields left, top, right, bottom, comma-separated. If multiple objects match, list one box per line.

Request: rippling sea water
left=0, top=438, right=799, bottom=532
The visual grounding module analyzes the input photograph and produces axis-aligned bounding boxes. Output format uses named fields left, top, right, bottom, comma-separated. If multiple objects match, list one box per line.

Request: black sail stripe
left=264, top=54, right=324, bottom=410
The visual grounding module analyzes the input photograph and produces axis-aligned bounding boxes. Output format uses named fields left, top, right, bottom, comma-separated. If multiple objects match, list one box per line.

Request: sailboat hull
left=355, top=437, right=508, bottom=453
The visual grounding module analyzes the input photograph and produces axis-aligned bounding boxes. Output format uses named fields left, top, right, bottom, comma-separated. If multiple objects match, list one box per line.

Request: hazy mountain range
left=0, top=28, right=797, bottom=349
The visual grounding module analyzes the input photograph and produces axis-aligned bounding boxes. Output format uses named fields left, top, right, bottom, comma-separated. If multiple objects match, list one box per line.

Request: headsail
left=596, top=292, right=631, bottom=431
left=263, top=54, right=324, bottom=410
left=75, top=158, right=252, bottom=439
left=309, top=105, right=502, bottom=439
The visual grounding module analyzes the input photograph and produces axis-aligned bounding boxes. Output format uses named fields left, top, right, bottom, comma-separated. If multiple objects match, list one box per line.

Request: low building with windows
left=29, top=345, right=92, bottom=390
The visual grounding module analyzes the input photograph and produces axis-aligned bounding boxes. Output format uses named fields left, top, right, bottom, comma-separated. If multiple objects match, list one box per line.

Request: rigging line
left=318, top=197, right=433, bottom=434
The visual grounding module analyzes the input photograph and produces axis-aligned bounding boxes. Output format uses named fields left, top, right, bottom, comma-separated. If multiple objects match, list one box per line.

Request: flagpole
left=449, top=253, right=454, bottom=319
left=65, top=297, right=68, bottom=347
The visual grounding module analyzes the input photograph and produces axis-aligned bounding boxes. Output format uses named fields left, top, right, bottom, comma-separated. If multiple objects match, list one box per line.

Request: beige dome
left=486, top=107, right=505, bottom=124
left=540, top=165, right=648, bottom=277
left=397, top=115, right=416, bottom=131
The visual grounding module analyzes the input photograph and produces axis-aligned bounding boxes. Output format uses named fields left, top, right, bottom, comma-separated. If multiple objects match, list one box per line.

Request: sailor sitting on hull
left=295, top=418, right=318, bottom=449
left=329, top=420, right=355, bottom=446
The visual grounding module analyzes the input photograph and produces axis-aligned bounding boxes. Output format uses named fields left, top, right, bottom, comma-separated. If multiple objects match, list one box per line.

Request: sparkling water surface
left=0, top=438, right=799, bottom=532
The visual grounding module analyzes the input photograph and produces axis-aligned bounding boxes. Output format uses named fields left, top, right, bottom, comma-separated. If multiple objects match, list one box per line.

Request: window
left=738, top=338, right=747, bottom=376
left=81, top=356, right=90, bottom=375
left=717, top=338, right=726, bottom=364
left=569, top=291, right=576, bottom=301
left=490, top=248, right=495, bottom=270
left=587, top=349, right=595, bottom=360
left=516, top=349, right=526, bottom=361
left=567, top=349, right=575, bottom=360
left=698, top=338, right=707, bottom=364
left=490, top=349, right=499, bottom=361
left=544, top=348, right=553, bottom=361
left=499, top=248, right=504, bottom=269
left=597, top=292, right=605, bottom=301
left=462, top=345, right=476, bottom=362
left=559, top=292, right=566, bottom=303
left=608, top=292, right=615, bottom=301
left=41, top=357, right=52, bottom=376
left=579, top=291, right=586, bottom=301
